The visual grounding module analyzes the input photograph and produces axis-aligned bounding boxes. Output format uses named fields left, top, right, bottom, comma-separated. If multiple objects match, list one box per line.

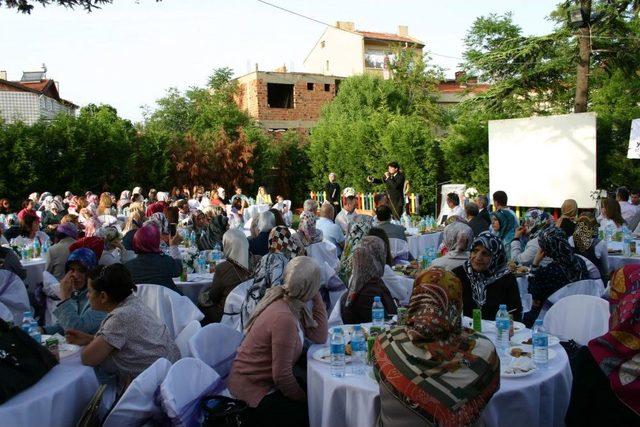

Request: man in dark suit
left=475, top=194, right=492, bottom=226
left=324, top=172, right=341, bottom=219
left=465, top=202, right=489, bottom=237
left=368, top=161, right=405, bottom=220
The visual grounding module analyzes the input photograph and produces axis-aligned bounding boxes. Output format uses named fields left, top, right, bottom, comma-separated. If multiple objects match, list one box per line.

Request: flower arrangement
left=464, top=187, right=479, bottom=199
left=180, top=246, right=199, bottom=273
left=589, top=189, right=607, bottom=201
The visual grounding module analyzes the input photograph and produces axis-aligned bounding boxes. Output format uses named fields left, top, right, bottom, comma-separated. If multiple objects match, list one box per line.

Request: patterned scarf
left=464, top=231, right=509, bottom=309
left=345, top=236, right=386, bottom=307
left=297, top=211, right=323, bottom=247
left=588, top=264, right=640, bottom=416
left=538, top=226, right=586, bottom=284
left=524, top=209, right=552, bottom=239
left=573, top=215, right=598, bottom=253
left=442, top=221, right=473, bottom=253
left=373, top=268, right=500, bottom=426
left=338, top=215, right=374, bottom=283
left=268, top=226, right=302, bottom=260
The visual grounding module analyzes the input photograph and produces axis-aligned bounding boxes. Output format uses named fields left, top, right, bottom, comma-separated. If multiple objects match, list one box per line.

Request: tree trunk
left=574, top=0, right=592, bottom=113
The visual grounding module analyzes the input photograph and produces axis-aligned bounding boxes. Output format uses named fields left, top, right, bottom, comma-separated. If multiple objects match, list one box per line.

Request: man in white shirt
left=446, top=192, right=465, bottom=220
left=335, top=195, right=357, bottom=235
left=617, top=187, right=640, bottom=228
left=316, top=202, right=345, bottom=257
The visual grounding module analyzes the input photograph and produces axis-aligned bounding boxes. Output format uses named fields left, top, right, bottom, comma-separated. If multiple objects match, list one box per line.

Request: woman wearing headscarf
left=199, top=229, right=252, bottom=324
left=117, top=190, right=131, bottom=214
left=41, top=198, right=67, bottom=236
left=122, top=202, right=145, bottom=251
left=511, top=209, right=553, bottom=266
left=123, top=223, right=183, bottom=294
left=367, top=227, right=394, bottom=266
left=557, top=199, right=578, bottom=236
left=229, top=257, right=327, bottom=426
left=340, top=235, right=397, bottom=324
left=95, top=226, right=124, bottom=265
left=374, top=268, right=500, bottom=426
left=524, top=226, right=589, bottom=326
left=338, top=215, right=374, bottom=284
left=566, top=264, right=640, bottom=426
left=297, top=211, right=323, bottom=247
left=198, top=214, right=229, bottom=251
left=249, top=210, right=276, bottom=257
left=43, top=248, right=106, bottom=335
left=490, top=209, right=516, bottom=249
left=571, top=214, right=608, bottom=280
left=431, top=221, right=474, bottom=271
left=78, top=207, right=101, bottom=237
left=452, top=231, right=522, bottom=321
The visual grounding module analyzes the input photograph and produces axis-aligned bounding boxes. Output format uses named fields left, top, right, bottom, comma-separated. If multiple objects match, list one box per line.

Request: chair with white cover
left=175, top=320, right=202, bottom=358
left=188, top=324, right=243, bottom=381
left=136, top=284, right=204, bottom=338
left=42, top=271, right=60, bottom=325
left=306, top=241, right=339, bottom=272
left=315, top=260, right=346, bottom=312
left=220, top=278, right=253, bottom=333
left=536, top=279, right=605, bottom=322
left=103, top=358, right=173, bottom=427
left=0, top=301, right=12, bottom=322
left=543, top=295, right=610, bottom=345
left=0, top=271, right=30, bottom=324
left=388, top=238, right=410, bottom=263
left=382, top=265, right=413, bottom=306
left=327, top=290, right=347, bottom=327
left=160, top=358, right=226, bottom=427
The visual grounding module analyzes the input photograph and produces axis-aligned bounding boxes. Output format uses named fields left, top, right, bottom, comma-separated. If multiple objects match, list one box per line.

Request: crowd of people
left=0, top=176, right=639, bottom=426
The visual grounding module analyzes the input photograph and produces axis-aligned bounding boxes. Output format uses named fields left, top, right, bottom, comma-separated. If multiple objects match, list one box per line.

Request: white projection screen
left=489, top=112, right=597, bottom=209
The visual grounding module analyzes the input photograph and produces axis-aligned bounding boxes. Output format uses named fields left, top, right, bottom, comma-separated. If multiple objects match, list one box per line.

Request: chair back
left=220, top=278, right=253, bottom=333
left=136, top=284, right=204, bottom=338
left=175, top=320, right=202, bottom=358
left=188, top=324, right=243, bottom=381
left=543, top=295, right=610, bottom=345
left=0, top=270, right=29, bottom=325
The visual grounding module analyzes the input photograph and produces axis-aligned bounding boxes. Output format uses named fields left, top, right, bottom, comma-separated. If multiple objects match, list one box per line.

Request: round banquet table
left=173, top=272, right=213, bottom=304
left=20, top=257, right=46, bottom=291
left=607, top=254, right=640, bottom=274
left=307, top=322, right=572, bottom=427
left=0, top=353, right=99, bottom=427
left=407, top=232, right=443, bottom=260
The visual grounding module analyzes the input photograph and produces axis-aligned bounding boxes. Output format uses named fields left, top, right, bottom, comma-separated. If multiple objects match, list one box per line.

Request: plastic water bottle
left=350, top=325, right=366, bottom=375
left=330, top=327, right=346, bottom=378
left=197, top=253, right=206, bottom=274
left=495, top=304, right=510, bottom=356
left=212, top=243, right=222, bottom=263
left=42, top=239, right=50, bottom=255
left=372, top=296, right=385, bottom=327
left=189, top=230, right=197, bottom=248
left=623, top=225, right=632, bottom=257
left=29, top=320, right=41, bottom=343
left=21, top=311, right=34, bottom=333
left=32, top=239, right=41, bottom=258
left=532, top=319, right=549, bottom=369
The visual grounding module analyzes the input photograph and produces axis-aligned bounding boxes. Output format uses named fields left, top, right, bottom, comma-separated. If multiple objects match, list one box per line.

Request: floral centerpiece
left=464, top=187, right=479, bottom=200
left=180, top=246, right=199, bottom=273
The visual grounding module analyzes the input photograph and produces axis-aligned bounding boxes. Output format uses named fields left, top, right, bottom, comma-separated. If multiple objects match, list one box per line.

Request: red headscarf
left=145, top=201, right=167, bottom=217
left=588, top=264, right=640, bottom=416
left=69, top=236, right=105, bottom=260
left=133, top=224, right=162, bottom=254
left=17, top=208, right=38, bottom=222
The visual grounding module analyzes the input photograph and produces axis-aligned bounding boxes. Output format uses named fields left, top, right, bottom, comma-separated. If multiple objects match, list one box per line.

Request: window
left=307, top=82, right=314, bottom=91
left=324, top=83, right=330, bottom=92
left=267, top=83, right=294, bottom=108
left=335, top=79, right=342, bottom=95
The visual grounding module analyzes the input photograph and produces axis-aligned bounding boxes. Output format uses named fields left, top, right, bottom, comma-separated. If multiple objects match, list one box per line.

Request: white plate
left=511, top=335, right=560, bottom=347
left=312, top=347, right=352, bottom=364
left=501, top=366, right=537, bottom=378
left=505, top=345, right=557, bottom=360
left=59, top=343, right=80, bottom=359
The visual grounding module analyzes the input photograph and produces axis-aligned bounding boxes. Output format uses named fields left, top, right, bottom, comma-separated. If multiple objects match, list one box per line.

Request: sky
left=1, top=0, right=560, bottom=123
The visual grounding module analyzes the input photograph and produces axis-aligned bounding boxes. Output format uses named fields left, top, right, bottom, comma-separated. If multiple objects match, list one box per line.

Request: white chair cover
left=306, top=242, right=340, bottom=272
left=188, top=324, right=243, bottom=381
left=42, top=271, right=60, bottom=325
left=543, top=295, right=610, bottom=345
left=382, top=265, right=413, bottom=306
left=0, top=271, right=30, bottom=324
left=220, top=279, right=253, bottom=333
left=0, top=301, right=12, bottom=322
left=536, top=279, right=606, bottom=322
left=98, top=214, right=118, bottom=227
left=175, top=320, right=202, bottom=358
left=103, top=358, right=172, bottom=427
left=135, top=284, right=204, bottom=338
left=160, top=358, right=225, bottom=427
left=327, top=290, right=346, bottom=327
left=388, top=238, right=410, bottom=262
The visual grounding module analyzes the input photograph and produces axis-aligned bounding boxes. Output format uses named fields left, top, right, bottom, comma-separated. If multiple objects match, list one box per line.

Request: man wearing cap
left=367, top=161, right=406, bottom=220
left=45, top=222, right=78, bottom=280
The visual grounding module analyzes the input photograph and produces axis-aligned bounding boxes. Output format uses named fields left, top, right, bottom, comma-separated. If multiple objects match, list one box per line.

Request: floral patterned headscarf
left=464, top=231, right=509, bottom=308
left=338, top=215, right=374, bottom=283
left=297, top=211, right=323, bottom=247
left=345, top=236, right=386, bottom=307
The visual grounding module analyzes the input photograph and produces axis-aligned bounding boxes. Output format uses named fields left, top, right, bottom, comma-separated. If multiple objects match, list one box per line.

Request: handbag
left=0, top=318, right=58, bottom=404
left=201, top=395, right=248, bottom=427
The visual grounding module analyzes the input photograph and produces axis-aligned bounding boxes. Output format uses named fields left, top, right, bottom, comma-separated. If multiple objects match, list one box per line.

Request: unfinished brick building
left=233, top=69, right=341, bottom=133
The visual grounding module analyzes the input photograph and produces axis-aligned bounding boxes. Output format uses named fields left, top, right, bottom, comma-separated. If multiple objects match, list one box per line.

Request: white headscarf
left=257, top=211, right=276, bottom=233
left=222, top=228, right=249, bottom=270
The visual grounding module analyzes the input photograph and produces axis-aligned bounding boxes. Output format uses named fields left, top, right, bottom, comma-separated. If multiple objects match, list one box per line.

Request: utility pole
left=574, top=0, right=592, bottom=113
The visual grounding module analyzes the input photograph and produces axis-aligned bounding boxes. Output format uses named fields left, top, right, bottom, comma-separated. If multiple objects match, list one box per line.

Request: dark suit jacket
left=468, top=216, right=490, bottom=237
left=478, top=208, right=491, bottom=226
left=325, top=182, right=341, bottom=205
left=372, top=172, right=405, bottom=218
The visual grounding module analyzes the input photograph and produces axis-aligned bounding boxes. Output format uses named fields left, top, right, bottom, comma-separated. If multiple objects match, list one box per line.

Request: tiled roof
left=357, top=30, right=424, bottom=46
left=0, top=78, right=78, bottom=108
left=437, top=81, right=491, bottom=94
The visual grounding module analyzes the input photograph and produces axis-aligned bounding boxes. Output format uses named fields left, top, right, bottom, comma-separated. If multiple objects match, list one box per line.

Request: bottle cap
left=353, top=325, right=362, bottom=331
left=333, top=327, right=343, bottom=334
left=535, top=319, right=543, bottom=326
left=374, top=296, right=381, bottom=302
left=499, top=304, right=507, bottom=310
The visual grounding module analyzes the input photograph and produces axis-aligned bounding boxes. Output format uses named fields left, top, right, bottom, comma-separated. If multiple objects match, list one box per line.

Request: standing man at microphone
left=325, top=172, right=341, bottom=220
left=367, top=161, right=405, bottom=220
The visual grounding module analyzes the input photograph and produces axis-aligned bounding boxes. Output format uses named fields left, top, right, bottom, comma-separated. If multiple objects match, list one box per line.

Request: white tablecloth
left=0, top=354, right=99, bottom=427
left=307, top=324, right=572, bottom=427
left=243, top=204, right=270, bottom=222
left=20, top=257, right=46, bottom=291
left=607, top=254, right=640, bottom=273
left=173, top=273, right=213, bottom=304
left=407, top=232, right=443, bottom=259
